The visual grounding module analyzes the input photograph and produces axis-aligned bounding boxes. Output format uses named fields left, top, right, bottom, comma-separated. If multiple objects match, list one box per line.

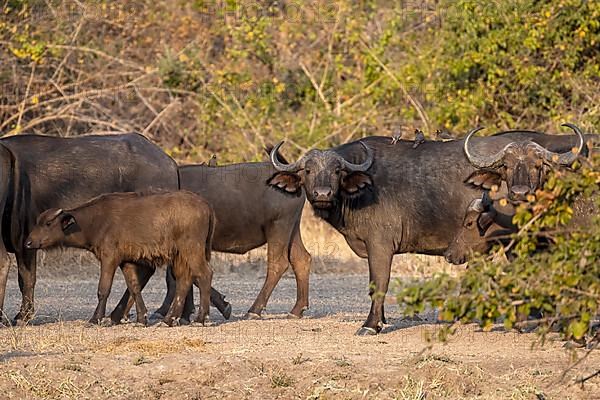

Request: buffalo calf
left=25, top=191, right=215, bottom=326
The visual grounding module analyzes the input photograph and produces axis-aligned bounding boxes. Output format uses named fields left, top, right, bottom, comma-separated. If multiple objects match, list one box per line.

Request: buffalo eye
left=305, top=168, right=311, bottom=175
left=334, top=167, right=341, bottom=175
left=465, top=221, right=474, bottom=228
left=45, top=221, right=52, bottom=227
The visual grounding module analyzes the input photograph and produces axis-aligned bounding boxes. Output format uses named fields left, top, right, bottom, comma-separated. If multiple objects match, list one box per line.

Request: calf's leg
left=117, top=262, right=150, bottom=325
left=90, top=257, right=119, bottom=324
left=193, top=254, right=213, bottom=325
left=155, top=265, right=230, bottom=319
left=111, top=265, right=155, bottom=322
left=164, top=261, right=192, bottom=326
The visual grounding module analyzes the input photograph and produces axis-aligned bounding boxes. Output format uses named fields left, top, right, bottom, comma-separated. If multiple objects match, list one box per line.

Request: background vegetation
left=1, top=0, right=599, bottom=163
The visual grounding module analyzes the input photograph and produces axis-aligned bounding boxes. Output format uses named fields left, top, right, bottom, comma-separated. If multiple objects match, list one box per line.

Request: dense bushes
left=1, top=1, right=598, bottom=162
left=403, top=0, right=600, bottom=131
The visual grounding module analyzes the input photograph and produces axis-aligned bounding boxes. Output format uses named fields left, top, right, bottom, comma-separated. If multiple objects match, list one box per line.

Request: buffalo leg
left=247, top=223, right=290, bottom=318
left=155, top=265, right=230, bottom=319
left=116, top=263, right=150, bottom=325
left=13, top=248, right=37, bottom=324
left=210, top=288, right=232, bottom=320
left=164, top=263, right=191, bottom=326
left=156, top=266, right=195, bottom=319
left=193, top=255, right=213, bottom=325
left=356, top=242, right=393, bottom=336
left=155, top=265, right=176, bottom=316
left=0, top=245, right=10, bottom=325
left=90, top=257, right=119, bottom=324
left=111, top=265, right=155, bottom=322
left=288, top=225, right=311, bottom=318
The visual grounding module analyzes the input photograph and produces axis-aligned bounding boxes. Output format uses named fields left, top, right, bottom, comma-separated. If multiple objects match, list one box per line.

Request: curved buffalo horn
left=340, top=141, right=374, bottom=172
left=49, top=208, right=64, bottom=220
left=270, top=141, right=302, bottom=172
left=467, top=198, right=485, bottom=213
left=541, top=123, right=585, bottom=166
left=464, top=127, right=511, bottom=169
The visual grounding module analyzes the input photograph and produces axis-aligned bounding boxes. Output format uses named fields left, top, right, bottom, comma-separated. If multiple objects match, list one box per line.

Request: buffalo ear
left=341, top=172, right=373, bottom=194
left=267, top=172, right=302, bottom=194
left=61, top=213, right=77, bottom=232
left=477, top=210, right=496, bottom=234
left=464, top=170, right=503, bottom=190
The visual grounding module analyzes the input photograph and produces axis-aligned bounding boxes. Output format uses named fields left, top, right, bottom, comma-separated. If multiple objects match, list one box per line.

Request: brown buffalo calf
left=25, top=191, right=214, bottom=326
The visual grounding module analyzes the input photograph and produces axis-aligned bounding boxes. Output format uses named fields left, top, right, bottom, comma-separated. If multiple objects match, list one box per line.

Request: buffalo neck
left=61, top=206, right=104, bottom=254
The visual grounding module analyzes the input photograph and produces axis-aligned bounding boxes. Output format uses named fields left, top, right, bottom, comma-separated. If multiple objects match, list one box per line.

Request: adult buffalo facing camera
left=25, top=191, right=215, bottom=326
left=463, top=124, right=587, bottom=201
left=268, top=131, right=592, bottom=335
left=446, top=124, right=598, bottom=265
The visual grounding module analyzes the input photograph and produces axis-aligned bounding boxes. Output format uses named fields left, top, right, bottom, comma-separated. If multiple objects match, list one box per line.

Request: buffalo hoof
left=222, top=303, right=232, bottom=320
left=150, top=311, right=165, bottom=320
left=287, top=312, right=301, bottom=320
left=163, top=317, right=179, bottom=327
left=12, top=312, right=32, bottom=326
left=99, top=317, right=114, bottom=327
left=245, top=312, right=262, bottom=320
left=13, top=318, right=29, bottom=327
left=355, top=326, right=378, bottom=336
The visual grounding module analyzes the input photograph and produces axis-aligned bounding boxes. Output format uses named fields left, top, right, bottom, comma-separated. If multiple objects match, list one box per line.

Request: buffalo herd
left=0, top=124, right=596, bottom=335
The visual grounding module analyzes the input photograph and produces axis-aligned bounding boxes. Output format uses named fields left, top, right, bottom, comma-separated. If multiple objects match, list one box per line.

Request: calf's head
left=444, top=196, right=498, bottom=265
left=464, top=123, right=585, bottom=201
left=25, top=208, right=78, bottom=249
left=268, top=141, right=374, bottom=209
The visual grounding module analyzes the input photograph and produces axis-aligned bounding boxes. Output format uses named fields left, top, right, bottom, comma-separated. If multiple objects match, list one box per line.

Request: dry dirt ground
left=1, top=259, right=599, bottom=400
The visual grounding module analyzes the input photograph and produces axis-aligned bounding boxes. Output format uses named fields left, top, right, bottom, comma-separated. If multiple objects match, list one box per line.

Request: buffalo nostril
left=509, top=186, right=531, bottom=201
left=314, top=188, right=332, bottom=199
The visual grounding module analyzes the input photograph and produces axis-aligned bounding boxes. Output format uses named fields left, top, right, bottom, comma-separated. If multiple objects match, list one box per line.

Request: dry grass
left=0, top=319, right=599, bottom=399
left=100, top=336, right=205, bottom=356
left=6, top=370, right=86, bottom=400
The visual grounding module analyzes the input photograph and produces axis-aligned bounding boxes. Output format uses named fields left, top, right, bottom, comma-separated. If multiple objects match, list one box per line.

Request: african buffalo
left=25, top=191, right=215, bottom=326
left=445, top=190, right=598, bottom=265
left=112, top=159, right=312, bottom=322
left=463, top=124, right=586, bottom=201
left=446, top=125, right=598, bottom=264
left=444, top=194, right=515, bottom=264
left=0, top=133, right=230, bottom=325
left=268, top=130, right=592, bottom=334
